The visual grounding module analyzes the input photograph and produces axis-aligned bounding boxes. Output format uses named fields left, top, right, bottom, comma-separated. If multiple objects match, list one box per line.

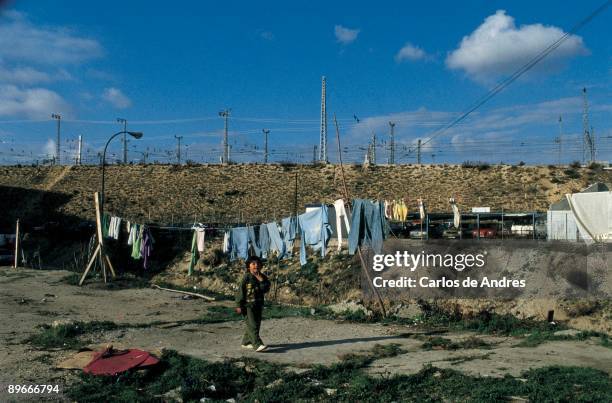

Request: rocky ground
left=1, top=267, right=611, bottom=402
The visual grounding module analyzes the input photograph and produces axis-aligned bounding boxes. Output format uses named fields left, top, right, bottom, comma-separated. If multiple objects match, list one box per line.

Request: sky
left=0, top=0, right=611, bottom=165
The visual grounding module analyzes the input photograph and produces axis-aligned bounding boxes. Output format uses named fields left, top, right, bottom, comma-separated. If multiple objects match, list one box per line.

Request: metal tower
left=582, top=88, right=595, bottom=163
left=51, top=113, right=61, bottom=164
left=555, top=116, right=563, bottom=166
left=117, top=118, right=128, bottom=163
left=175, top=135, right=183, bottom=164
left=77, top=135, right=83, bottom=165
left=219, top=109, right=231, bottom=164
left=370, top=132, right=377, bottom=165
left=262, top=129, right=270, bottom=163
left=388, top=121, right=396, bottom=164
left=319, top=76, right=328, bottom=163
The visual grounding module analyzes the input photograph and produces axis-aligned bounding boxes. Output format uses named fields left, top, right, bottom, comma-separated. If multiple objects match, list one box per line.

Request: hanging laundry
left=333, top=199, right=351, bottom=251
left=258, top=224, right=270, bottom=259
left=418, top=198, right=426, bottom=221
left=108, top=216, right=115, bottom=238
left=266, top=222, right=286, bottom=259
left=281, top=216, right=298, bottom=256
left=131, top=224, right=142, bottom=259
left=384, top=200, right=393, bottom=219
left=229, top=227, right=249, bottom=261
left=392, top=201, right=402, bottom=221
left=126, top=221, right=131, bottom=234
left=398, top=200, right=408, bottom=222
left=247, top=226, right=262, bottom=257
left=188, top=230, right=199, bottom=275
left=102, top=213, right=111, bottom=238
left=297, top=205, right=332, bottom=266
left=450, top=198, right=461, bottom=228
left=109, top=216, right=122, bottom=240
left=195, top=227, right=206, bottom=253
left=222, top=231, right=230, bottom=253
left=140, top=226, right=154, bottom=270
left=127, top=223, right=137, bottom=246
left=348, top=199, right=388, bottom=255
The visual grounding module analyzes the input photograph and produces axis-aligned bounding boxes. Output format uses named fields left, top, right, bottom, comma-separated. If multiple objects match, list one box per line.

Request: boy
left=235, top=256, right=271, bottom=352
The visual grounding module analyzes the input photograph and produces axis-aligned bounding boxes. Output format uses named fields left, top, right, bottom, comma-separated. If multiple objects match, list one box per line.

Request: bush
left=588, top=162, right=603, bottom=171
left=461, top=161, right=490, bottom=170
left=570, top=160, right=581, bottom=169
left=564, top=168, right=581, bottom=179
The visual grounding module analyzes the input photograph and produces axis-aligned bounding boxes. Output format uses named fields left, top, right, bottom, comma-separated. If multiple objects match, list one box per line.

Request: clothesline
left=101, top=198, right=390, bottom=274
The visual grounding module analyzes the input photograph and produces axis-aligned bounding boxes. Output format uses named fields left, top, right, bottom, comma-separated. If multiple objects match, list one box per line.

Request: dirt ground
left=1, top=267, right=611, bottom=397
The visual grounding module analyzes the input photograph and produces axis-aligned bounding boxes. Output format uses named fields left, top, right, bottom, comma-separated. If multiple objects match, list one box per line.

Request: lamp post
left=101, top=130, right=143, bottom=216
left=51, top=113, right=61, bottom=164
left=117, top=118, right=128, bottom=163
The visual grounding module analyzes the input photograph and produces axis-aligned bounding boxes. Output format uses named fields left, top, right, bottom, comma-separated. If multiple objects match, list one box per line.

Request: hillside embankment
left=1, top=163, right=610, bottom=228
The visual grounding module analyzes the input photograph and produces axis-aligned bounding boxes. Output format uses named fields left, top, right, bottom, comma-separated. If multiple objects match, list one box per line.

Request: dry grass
left=1, top=164, right=609, bottom=226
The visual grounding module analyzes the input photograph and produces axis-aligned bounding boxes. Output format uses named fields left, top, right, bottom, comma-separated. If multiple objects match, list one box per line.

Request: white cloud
left=0, top=61, right=73, bottom=85
left=43, top=139, right=56, bottom=159
left=0, top=11, right=103, bottom=65
left=446, top=10, right=588, bottom=82
left=102, top=87, right=132, bottom=109
left=259, top=30, right=274, bottom=40
left=395, top=42, right=428, bottom=62
left=0, top=84, right=72, bottom=119
left=0, top=65, right=50, bottom=84
left=334, top=25, right=360, bottom=44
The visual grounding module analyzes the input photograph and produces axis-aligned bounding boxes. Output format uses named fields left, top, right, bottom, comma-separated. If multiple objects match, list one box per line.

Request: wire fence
left=2, top=133, right=611, bottom=166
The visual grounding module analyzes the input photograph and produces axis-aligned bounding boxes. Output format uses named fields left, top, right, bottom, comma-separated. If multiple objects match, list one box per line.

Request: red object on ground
left=83, top=347, right=159, bottom=376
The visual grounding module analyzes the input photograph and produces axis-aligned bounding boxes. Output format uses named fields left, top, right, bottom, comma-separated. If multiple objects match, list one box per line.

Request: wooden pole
left=79, top=192, right=116, bottom=285
left=334, top=114, right=387, bottom=317
left=152, top=284, right=215, bottom=301
left=94, top=191, right=108, bottom=281
left=14, top=219, right=20, bottom=269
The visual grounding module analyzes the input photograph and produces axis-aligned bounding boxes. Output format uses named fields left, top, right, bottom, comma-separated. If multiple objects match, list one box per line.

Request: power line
left=418, top=0, right=611, bottom=150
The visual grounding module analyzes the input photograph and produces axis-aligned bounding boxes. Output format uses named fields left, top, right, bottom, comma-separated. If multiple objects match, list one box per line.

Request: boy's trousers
left=242, top=305, right=263, bottom=347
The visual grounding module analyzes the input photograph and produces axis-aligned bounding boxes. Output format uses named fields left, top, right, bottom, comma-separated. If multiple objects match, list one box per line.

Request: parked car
left=511, top=225, right=533, bottom=237
left=442, top=227, right=461, bottom=239
left=409, top=230, right=428, bottom=239
left=472, top=227, right=497, bottom=238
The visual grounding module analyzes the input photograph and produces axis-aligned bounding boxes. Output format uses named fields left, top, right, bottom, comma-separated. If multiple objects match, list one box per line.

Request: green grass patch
left=195, top=305, right=242, bottom=324
left=370, top=343, right=406, bottom=358
left=416, top=303, right=564, bottom=337
left=447, top=353, right=492, bottom=366
left=28, top=321, right=120, bottom=350
left=65, top=349, right=612, bottom=402
left=60, top=273, right=80, bottom=285
left=421, top=336, right=491, bottom=351
left=263, top=303, right=312, bottom=319
left=517, top=330, right=612, bottom=348
left=192, top=303, right=318, bottom=325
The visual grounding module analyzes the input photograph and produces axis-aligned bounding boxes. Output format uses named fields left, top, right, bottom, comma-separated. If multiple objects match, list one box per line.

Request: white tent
left=547, top=183, right=609, bottom=242
left=566, top=191, right=612, bottom=244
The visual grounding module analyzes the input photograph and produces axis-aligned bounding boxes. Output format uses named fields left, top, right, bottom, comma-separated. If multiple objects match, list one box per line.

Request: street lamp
left=101, top=130, right=143, bottom=216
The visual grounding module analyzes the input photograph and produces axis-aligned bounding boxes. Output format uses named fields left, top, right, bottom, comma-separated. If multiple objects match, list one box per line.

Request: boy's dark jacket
left=235, top=272, right=271, bottom=309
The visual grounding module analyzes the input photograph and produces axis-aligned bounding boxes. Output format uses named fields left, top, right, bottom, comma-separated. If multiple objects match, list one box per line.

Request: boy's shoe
left=241, top=344, right=253, bottom=349
left=255, top=344, right=268, bottom=352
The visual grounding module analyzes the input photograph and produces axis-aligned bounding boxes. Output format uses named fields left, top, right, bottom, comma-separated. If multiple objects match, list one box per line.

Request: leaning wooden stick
left=152, top=284, right=215, bottom=301
left=14, top=219, right=20, bottom=269
left=333, top=114, right=387, bottom=317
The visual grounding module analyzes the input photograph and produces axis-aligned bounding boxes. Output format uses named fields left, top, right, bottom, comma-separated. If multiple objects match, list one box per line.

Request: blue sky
left=0, top=0, right=611, bottom=164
